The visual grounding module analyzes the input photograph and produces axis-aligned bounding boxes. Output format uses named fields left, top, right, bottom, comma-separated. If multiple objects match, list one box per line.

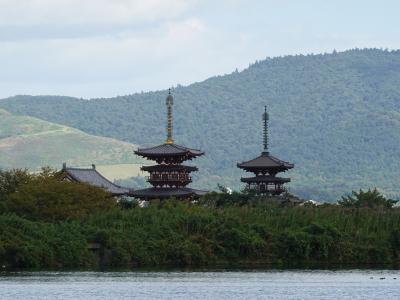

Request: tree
left=0, top=169, right=32, bottom=196
left=338, top=188, right=398, bottom=209
left=2, top=169, right=116, bottom=220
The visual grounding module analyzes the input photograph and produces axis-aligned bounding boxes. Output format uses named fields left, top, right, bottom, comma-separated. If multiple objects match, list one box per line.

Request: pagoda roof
left=63, top=165, right=131, bottom=196
left=237, top=152, right=294, bottom=171
left=241, top=175, right=291, bottom=183
left=131, top=187, right=208, bottom=199
left=135, top=143, right=204, bottom=158
left=141, top=164, right=198, bottom=172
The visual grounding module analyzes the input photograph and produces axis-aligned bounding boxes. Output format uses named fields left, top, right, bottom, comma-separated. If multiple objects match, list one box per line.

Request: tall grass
left=1, top=202, right=398, bottom=269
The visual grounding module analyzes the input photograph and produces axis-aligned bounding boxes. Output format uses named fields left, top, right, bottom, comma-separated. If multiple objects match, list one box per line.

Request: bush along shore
left=0, top=169, right=399, bottom=270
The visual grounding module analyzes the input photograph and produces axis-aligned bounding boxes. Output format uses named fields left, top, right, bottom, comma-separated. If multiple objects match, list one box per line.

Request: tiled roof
left=238, top=152, right=294, bottom=169
left=64, top=167, right=131, bottom=196
left=241, top=175, right=291, bottom=183
left=135, top=143, right=204, bottom=157
left=141, top=164, right=198, bottom=172
left=131, top=187, right=208, bottom=199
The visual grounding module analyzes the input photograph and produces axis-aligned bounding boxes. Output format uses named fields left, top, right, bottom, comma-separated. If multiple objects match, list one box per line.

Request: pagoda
left=237, top=106, right=294, bottom=195
left=131, top=90, right=207, bottom=200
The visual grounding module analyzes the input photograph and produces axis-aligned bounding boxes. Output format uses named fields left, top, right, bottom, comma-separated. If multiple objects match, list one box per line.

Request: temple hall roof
left=63, top=164, right=131, bottom=196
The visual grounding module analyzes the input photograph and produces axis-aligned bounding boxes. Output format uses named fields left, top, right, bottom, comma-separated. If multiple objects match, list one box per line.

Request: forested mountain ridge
left=1, top=48, right=400, bottom=201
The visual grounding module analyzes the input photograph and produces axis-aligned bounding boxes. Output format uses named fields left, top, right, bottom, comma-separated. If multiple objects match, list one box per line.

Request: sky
left=0, top=0, right=399, bottom=99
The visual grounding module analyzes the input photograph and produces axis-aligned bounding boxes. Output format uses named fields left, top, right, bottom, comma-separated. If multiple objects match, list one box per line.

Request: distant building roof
left=62, top=163, right=131, bottom=196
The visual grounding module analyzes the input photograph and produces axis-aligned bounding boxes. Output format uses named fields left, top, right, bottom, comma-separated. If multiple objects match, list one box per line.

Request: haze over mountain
left=1, top=49, right=400, bottom=201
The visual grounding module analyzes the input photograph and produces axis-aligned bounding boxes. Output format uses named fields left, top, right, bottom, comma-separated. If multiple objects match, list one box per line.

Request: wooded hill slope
left=1, top=49, right=400, bottom=201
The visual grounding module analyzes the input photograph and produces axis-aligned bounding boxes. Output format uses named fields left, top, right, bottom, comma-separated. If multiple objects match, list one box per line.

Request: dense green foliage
left=1, top=201, right=399, bottom=269
left=0, top=169, right=399, bottom=269
left=0, top=169, right=116, bottom=221
left=1, top=49, right=400, bottom=200
left=338, top=188, right=398, bottom=208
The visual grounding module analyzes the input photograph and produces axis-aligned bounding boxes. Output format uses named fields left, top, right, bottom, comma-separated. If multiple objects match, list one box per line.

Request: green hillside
left=1, top=49, right=400, bottom=201
left=0, top=109, right=142, bottom=172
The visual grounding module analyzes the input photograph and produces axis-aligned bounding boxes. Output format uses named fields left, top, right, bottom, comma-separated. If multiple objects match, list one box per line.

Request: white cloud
left=0, top=0, right=198, bottom=26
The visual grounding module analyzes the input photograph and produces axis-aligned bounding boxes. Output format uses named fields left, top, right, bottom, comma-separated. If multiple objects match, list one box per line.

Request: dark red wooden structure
left=237, top=106, right=294, bottom=195
left=132, top=90, right=207, bottom=200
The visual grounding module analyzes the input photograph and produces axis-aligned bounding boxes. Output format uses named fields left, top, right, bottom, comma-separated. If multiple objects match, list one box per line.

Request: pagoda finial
left=165, top=88, right=174, bottom=144
left=262, top=105, right=269, bottom=154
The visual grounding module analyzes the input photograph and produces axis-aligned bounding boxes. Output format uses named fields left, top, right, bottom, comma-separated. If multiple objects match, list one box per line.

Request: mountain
left=1, top=49, right=400, bottom=201
left=0, top=109, right=142, bottom=172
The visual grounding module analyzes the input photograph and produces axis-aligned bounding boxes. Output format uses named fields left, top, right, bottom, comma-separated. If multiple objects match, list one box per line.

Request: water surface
left=1, top=270, right=399, bottom=299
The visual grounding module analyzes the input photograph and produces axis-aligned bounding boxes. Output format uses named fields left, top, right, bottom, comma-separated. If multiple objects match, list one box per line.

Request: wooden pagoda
left=131, top=90, right=207, bottom=200
left=237, top=106, right=294, bottom=195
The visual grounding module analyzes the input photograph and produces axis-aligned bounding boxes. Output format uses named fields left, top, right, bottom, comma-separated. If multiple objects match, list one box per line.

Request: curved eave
left=134, top=143, right=204, bottom=158
left=237, top=165, right=293, bottom=173
left=241, top=176, right=291, bottom=183
left=63, top=168, right=131, bottom=195
left=131, top=187, right=208, bottom=199
left=237, top=162, right=294, bottom=169
left=141, top=165, right=198, bottom=172
left=134, top=150, right=204, bottom=158
left=237, top=161, right=294, bottom=169
left=237, top=153, right=294, bottom=171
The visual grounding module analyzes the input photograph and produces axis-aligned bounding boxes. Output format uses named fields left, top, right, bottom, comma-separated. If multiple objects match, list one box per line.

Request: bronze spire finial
left=262, top=105, right=269, bottom=154
left=165, top=89, right=174, bottom=144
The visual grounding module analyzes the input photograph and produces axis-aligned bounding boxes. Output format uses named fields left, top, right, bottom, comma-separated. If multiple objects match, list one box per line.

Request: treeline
left=0, top=170, right=399, bottom=269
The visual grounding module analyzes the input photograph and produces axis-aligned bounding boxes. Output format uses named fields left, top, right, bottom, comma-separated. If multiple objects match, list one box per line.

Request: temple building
left=131, top=90, right=207, bottom=200
left=61, top=163, right=131, bottom=196
left=237, top=106, right=294, bottom=195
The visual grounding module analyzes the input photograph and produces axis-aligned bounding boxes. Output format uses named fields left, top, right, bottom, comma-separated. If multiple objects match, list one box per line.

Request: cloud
left=0, top=0, right=198, bottom=27
left=0, top=0, right=216, bottom=98
left=0, top=16, right=213, bottom=92
left=0, top=0, right=398, bottom=98
left=0, top=0, right=201, bottom=42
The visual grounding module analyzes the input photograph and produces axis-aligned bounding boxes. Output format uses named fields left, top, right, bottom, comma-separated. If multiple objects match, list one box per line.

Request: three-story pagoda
left=132, top=90, right=207, bottom=200
left=237, top=106, right=294, bottom=195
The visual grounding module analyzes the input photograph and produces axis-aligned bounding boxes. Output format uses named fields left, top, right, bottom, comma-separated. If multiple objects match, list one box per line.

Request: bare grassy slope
left=0, top=109, right=143, bottom=172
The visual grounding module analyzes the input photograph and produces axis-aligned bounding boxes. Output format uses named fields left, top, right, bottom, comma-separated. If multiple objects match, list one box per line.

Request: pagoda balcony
left=240, top=176, right=290, bottom=184
left=146, top=176, right=192, bottom=184
left=253, top=187, right=286, bottom=195
left=246, top=182, right=287, bottom=195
